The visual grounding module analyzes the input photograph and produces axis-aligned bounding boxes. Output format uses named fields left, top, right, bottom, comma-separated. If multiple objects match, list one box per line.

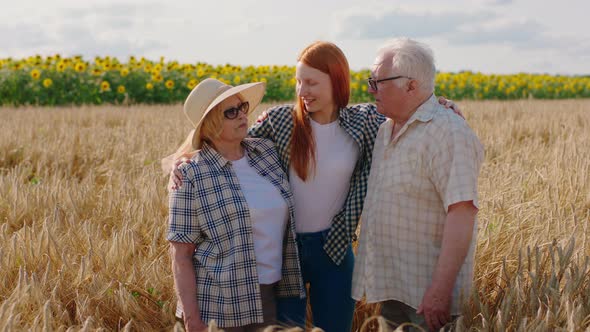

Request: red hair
left=290, top=41, right=350, bottom=181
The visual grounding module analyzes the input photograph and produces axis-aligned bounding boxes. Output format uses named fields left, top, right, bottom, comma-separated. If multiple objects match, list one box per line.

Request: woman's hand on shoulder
left=438, top=96, right=464, bottom=120
left=256, top=111, right=269, bottom=123
left=168, top=157, right=192, bottom=191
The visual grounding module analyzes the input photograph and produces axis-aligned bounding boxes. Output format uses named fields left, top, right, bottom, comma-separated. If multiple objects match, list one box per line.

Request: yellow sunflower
left=187, top=79, right=198, bottom=90
left=152, top=73, right=163, bottom=82
left=120, top=68, right=130, bottom=77
left=117, top=85, right=126, bottom=94
left=43, top=78, right=53, bottom=88
left=30, top=69, right=41, bottom=80
left=100, top=81, right=111, bottom=92
left=146, top=82, right=154, bottom=90
left=165, top=80, right=174, bottom=89
left=74, top=62, right=86, bottom=72
left=56, top=61, right=66, bottom=72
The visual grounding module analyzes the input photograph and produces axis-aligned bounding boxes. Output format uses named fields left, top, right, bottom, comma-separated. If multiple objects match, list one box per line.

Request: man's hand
left=184, top=316, right=208, bottom=332
left=438, top=96, right=464, bottom=120
left=417, top=283, right=452, bottom=331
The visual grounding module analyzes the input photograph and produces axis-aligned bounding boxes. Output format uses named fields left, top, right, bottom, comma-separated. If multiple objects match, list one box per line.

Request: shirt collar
left=407, top=93, right=438, bottom=125
left=199, top=140, right=262, bottom=173
left=381, top=94, right=439, bottom=146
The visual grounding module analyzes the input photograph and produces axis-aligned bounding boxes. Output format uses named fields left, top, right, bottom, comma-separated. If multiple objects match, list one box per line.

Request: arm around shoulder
left=248, top=104, right=294, bottom=140
left=161, top=129, right=198, bottom=176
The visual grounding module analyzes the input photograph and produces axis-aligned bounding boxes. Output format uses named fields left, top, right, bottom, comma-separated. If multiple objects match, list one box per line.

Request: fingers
left=446, top=101, right=457, bottom=111
left=424, top=311, right=436, bottom=332
left=443, top=98, right=466, bottom=120
left=174, top=169, right=183, bottom=186
left=424, top=309, right=450, bottom=332
left=168, top=163, right=187, bottom=191
left=432, top=314, right=447, bottom=331
left=447, top=101, right=466, bottom=119
left=437, top=96, right=455, bottom=109
left=256, top=111, right=269, bottom=123
left=170, top=169, right=182, bottom=188
left=434, top=311, right=448, bottom=331
left=436, top=97, right=449, bottom=108
left=419, top=303, right=450, bottom=331
left=425, top=311, right=440, bottom=332
left=454, top=108, right=466, bottom=120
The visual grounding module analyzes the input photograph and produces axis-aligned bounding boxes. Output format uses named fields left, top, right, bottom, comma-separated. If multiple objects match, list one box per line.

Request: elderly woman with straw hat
left=166, top=78, right=304, bottom=332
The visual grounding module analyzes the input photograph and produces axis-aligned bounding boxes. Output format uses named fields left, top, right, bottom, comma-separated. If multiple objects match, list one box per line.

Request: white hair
left=377, top=37, right=436, bottom=93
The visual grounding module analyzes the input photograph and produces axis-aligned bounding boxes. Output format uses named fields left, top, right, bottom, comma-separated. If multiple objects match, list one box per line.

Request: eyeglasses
left=223, top=101, right=249, bottom=119
left=367, top=75, right=412, bottom=91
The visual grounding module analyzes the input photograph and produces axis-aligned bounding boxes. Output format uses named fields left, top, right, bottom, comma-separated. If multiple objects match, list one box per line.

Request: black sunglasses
left=223, top=101, right=249, bottom=119
left=367, top=75, right=412, bottom=91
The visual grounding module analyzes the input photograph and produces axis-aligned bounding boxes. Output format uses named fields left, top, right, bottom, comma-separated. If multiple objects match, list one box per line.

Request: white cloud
left=0, top=0, right=588, bottom=74
left=334, top=7, right=584, bottom=56
left=474, top=0, right=514, bottom=5
left=0, top=4, right=166, bottom=59
left=333, top=8, right=494, bottom=39
left=449, top=18, right=545, bottom=46
left=0, top=23, right=55, bottom=49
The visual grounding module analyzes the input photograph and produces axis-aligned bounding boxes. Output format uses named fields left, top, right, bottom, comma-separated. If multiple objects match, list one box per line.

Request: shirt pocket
left=383, top=145, right=423, bottom=196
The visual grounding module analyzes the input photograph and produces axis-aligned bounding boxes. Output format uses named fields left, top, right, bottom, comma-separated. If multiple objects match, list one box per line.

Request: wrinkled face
left=369, top=54, right=410, bottom=118
left=295, top=62, right=335, bottom=115
left=217, top=95, right=249, bottom=143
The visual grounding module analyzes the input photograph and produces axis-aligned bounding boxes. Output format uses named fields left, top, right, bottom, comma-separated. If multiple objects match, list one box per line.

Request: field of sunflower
left=1, top=55, right=589, bottom=106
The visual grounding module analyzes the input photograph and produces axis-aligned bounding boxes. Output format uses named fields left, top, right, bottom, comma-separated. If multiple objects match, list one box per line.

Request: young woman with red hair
left=253, top=42, right=364, bottom=331
left=164, top=41, right=459, bottom=332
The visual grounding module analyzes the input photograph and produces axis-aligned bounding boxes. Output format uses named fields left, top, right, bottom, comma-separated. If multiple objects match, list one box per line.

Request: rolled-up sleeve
left=431, top=121, right=484, bottom=212
left=167, top=166, right=202, bottom=243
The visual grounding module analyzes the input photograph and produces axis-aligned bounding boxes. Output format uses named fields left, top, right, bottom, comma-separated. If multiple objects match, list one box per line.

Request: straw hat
left=183, top=78, right=266, bottom=149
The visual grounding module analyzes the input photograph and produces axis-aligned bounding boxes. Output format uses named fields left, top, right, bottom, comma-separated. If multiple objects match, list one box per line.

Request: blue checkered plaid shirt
left=167, top=138, right=305, bottom=328
left=248, top=104, right=385, bottom=265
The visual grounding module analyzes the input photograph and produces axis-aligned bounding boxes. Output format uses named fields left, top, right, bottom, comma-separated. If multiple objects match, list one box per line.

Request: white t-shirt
left=289, top=118, right=360, bottom=233
left=232, top=156, right=289, bottom=284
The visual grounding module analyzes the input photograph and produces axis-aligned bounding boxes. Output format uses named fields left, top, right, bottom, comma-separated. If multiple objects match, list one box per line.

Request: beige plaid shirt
left=168, top=139, right=305, bottom=328
left=352, top=95, right=484, bottom=314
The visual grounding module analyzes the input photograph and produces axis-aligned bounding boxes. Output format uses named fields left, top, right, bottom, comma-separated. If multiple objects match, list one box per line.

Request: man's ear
left=407, top=79, right=419, bottom=93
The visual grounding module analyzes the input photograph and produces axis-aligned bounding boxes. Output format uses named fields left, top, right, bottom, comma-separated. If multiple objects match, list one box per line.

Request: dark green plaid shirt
left=249, top=104, right=385, bottom=265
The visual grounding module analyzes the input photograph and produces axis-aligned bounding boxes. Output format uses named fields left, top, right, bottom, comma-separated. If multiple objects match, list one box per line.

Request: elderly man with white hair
left=352, top=38, right=484, bottom=331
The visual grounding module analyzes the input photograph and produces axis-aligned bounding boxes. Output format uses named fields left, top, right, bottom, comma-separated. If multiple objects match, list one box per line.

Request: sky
left=1, top=0, right=588, bottom=75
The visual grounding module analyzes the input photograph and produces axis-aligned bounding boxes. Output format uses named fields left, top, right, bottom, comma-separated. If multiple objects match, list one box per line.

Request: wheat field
left=1, top=99, right=589, bottom=331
